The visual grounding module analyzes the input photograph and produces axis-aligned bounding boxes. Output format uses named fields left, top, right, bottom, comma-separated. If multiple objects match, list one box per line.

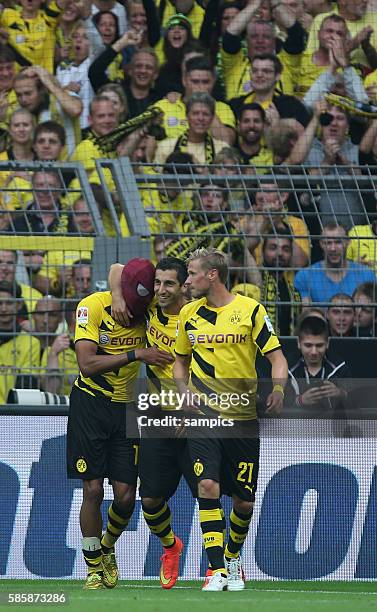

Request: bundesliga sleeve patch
left=77, top=306, right=89, bottom=324
left=264, top=315, right=275, bottom=334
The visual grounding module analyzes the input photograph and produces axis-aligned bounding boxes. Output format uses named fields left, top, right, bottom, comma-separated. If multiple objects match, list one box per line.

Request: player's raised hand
left=111, top=292, right=133, bottom=327
left=138, top=346, right=174, bottom=367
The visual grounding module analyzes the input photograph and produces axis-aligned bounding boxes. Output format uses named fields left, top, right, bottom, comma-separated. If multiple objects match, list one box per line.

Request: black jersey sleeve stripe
left=250, top=303, right=260, bottom=328
left=197, top=306, right=217, bottom=325
left=104, top=305, right=112, bottom=316
left=255, top=323, right=273, bottom=352
left=192, top=349, right=216, bottom=378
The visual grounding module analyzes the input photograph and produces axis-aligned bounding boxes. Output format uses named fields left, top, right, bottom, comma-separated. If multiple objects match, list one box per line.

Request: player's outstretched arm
left=173, top=354, right=190, bottom=393
left=173, top=354, right=199, bottom=414
left=108, top=263, right=133, bottom=327
left=265, top=349, right=288, bottom=415
left=76, top=340, right=173, bottom=377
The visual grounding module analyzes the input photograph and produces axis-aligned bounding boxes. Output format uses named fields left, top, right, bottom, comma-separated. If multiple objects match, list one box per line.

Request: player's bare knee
left=113, top=484, right=136, bottom=511
left=198, top=479, right=219, bottom=498
left=142, top=497, right=164, bottom=510
left=233, top=496, right=253, bottom=515
left=83, top=480, right=104, bottom=506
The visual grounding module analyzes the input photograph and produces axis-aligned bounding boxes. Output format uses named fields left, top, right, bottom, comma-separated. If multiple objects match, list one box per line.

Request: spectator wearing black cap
left=156, top=13, right=195, bottom=96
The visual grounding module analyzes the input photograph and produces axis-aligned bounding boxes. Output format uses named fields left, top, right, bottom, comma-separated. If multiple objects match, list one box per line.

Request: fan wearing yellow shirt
left=153, top=56, right=236, bottom=144
left=241, top=182, right=310, bottom=269
left=139, top=151, right=195, bottom=235
left=347, top=203, right=377, bottom=273
left=0, top=0, right=66, bottom=74
left=0, top=281, right=40, bottom=405
left=0, top=108, right=34, bottom=161
left=70, top=96, right=119, bottom=174
left=0, top=45, right=19, bottom=133
left=13, top=67, right=82, bottom=156
left=230, top=54, right=310, bottom=132
left=0, top=250, right=42, bottom=317
left=233, top=103, right=273, bottom=168
left=305, top=0, right=377, bottom=74
left=32, top=295, right=77, bottom=396
left=154, top=92, right=229, bottom=166
left=221, top=0, right=307, bottom=100
left=173, top=247, right=288, bottom=591
left=291, top=14, right=356, bottom=99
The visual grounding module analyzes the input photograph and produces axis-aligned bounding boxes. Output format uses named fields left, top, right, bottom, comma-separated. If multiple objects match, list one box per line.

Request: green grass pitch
left=0, top=580, right=376, bottom=612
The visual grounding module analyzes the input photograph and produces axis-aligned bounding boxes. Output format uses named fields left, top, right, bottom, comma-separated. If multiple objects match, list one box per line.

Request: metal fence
left=1, top=159, right=377, bottom=406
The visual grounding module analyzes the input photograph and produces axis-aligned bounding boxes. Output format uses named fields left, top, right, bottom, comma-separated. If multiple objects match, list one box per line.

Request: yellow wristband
left=273, top=384, right=285, bottom=396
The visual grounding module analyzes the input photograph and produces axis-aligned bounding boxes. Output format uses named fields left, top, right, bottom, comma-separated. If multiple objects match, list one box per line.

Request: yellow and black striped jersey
left=175, top=293, right=281, bottom=420
left=74, top=291, right=146, bottom=403
left=145, top=304, right=180, bottom=409
left=0, top=2, right=62, bottom=74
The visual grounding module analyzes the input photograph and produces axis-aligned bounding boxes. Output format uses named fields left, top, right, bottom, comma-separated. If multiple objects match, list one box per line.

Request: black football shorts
left=67, top=386, right=139, bottom=484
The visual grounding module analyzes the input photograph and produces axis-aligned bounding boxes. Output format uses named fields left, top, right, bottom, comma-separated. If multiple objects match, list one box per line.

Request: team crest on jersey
left=99, top=334, right=109, bottom=345
left=76, top=458, right=87, bottom=473
left=187, top=332, right=196, bottom=346
left=264, top=315, right=275, bottom=334
left=229, top=310, right=242, bottom=325
left=194, top=460, right=204, bottom=476
left=77, top=306, right=89, bottom=324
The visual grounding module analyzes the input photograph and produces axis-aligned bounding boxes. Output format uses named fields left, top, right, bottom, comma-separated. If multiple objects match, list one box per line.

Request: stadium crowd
left=1, top=0, right=377, bottom=404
